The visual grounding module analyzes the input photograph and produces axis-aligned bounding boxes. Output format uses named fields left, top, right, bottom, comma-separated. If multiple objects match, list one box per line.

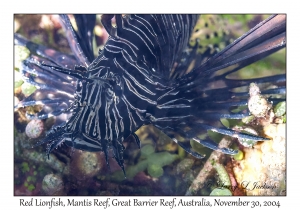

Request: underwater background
left=14, top=14, right=286, bottom=196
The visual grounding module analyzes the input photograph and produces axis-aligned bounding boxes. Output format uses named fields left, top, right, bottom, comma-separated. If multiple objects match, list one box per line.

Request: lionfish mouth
left=14, top=14, right=286, bottom=178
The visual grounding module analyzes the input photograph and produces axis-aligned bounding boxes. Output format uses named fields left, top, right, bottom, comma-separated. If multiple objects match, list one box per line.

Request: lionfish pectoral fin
left=111, top=139, right=126, bottom=178
left=175, top=140, right=206, bottom=159
left=112, top=149, right=126, bottom=178
left=132, top=132, right=141, bottom=149
left=193, top=137, right=238, bottom=155
left=200, top=124, right=270, bottom=141
left=14, top=33, right=78, bottom=68
left=120, top=165, right=126, bottom=179
left=100, top=139, right=111, bottom=171
left=103, top=149, right=111, bottom=172
left=73, top=14, right=96, bottom=62
left=34, top=134, right=53, bottom=148
left=101, top=14, right=117, bottom=38
left=45, top=138, right=65, bottom=157
left=193, top=14, right=286, bottom=77
left=225, top=74, right=286, bottom=89
left=15, top=98, right=66, bottom=121
left=211, top=31, right=286, bottom=74
left=261, top=87, right=286, bottom=95
left=59, top=14, right=93, bottom=66
left=41, top=63, right=85, bottom=80
left=159, top=126, right=205, bottom=158
left=34, top=127, right=66, bottom=156
left=25, top=109, right=66, bottom=121
left=15, top=98, right=63, bottom=110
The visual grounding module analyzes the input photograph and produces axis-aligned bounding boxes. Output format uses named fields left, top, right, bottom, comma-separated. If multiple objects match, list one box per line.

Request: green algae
left=14, top=70, right=24, bottom=89
left=14, top=45, right=30, bottom=70
left=213, top=162, right=231, bottom=187
left=21, top=82, right=37, bottom=97
left=141, top=144, right=155, bottom=156
left=21, top=162, right=30, bottom=173
left=210, top=188, right=232, bottom=196
left=176, top=158, right=195, bottom=174
left=234, top=150, right=244, bottom=161
left=110, top=151, right=179, bottom=181
left=27, top=184, right=35, bottom=191
left=274, top=101, right=286, bottom=117
left=147, top=164, right=164, bottom=178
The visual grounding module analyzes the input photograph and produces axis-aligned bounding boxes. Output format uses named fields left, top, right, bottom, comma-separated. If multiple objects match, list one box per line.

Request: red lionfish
left=14, top=14, right=286, bottom=176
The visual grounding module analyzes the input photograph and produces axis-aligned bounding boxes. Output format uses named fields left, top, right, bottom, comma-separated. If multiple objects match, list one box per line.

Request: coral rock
left=233, top=123, right=286, bottom=195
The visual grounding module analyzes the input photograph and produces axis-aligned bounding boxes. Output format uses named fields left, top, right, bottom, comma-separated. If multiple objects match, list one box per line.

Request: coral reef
left=185, top=137, right=234, bottom=195
left=248, top=83, right=271, bottom=118
left=42, top=174, right=65, bottom=195
left=25, top=119, right=44, bottom=139
left=232, top=83, right=286, bottom=196
left=69, top=150, right=105, bottom=179
left=233, top=123, right=286, bottom=195
left=109, top=143, right=179, bottom=181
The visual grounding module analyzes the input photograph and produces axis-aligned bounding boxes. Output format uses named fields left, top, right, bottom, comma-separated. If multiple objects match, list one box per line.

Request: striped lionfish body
left=14, top=14, right=286, bottom=175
